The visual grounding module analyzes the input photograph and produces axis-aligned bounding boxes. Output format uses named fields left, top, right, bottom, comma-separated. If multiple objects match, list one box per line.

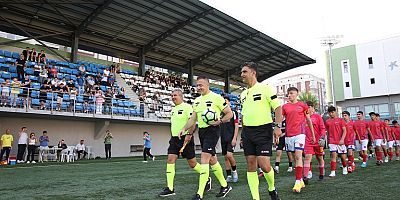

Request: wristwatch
left=274, top=123, right=281, bottom=128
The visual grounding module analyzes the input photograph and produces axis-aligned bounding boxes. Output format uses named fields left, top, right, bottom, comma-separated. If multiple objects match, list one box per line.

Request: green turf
left=0, top=154, right=399, bottom=200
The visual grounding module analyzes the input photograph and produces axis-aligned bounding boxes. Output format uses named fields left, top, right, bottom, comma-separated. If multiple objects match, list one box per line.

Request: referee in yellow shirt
left=179, top=76, right=233, bottom=200
left=240, top=62, right=282, bottom=200
left=159, top=89, right=203, bottom=197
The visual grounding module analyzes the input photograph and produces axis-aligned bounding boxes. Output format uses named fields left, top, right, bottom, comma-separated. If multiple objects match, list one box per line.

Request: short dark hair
left=143, top=131, right=148, bottom=135
left=342, top=111, right=350, bottom=116
left=393, top=120, right=398, bottom=124
left=223, top=95, right=230, bottom=101
left=375, top=113, right=380, bottom=117
left=384, top=119, right=389, bottom=121
left=369, top=112, right=376, bottom=116
left=327, top=106, right=336, bottom=112
left=306, top=101, right=314, bottom=107
left=287, top=87, right=298, bottom=93
left=241, top=62, right=258, bottom=73
left=22, top=127, right=27, bottom=130
left=357, top=111, right=363, bottom=115
left=196, top=76, right=209, bottom=82
left=43, top=131, right=47, bottom=134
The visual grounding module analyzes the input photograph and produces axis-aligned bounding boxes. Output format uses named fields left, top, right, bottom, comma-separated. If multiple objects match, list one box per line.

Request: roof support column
left=138, top=47, right=146, bottom=77
left=224, top=70, right=230, bottom=94
left=188, top=59, right=194, bottom=86
left=70, top=30, right=79, bottom=63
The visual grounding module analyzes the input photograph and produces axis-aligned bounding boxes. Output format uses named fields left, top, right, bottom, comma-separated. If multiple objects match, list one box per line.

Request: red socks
left=295, top=166, right=303, bottom=180
left=303, top=163, right=310, bottom=177
left=318, top=164, right=324, bottom=176
left=362, top=154, right=367, bottom=162
left=330, top=161, right=336, bottom=171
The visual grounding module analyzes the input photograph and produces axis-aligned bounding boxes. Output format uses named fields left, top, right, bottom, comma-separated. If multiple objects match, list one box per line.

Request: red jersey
left=386, top=125, right=394, bottom=141
left=368, top=120, right=383, bottom=139
left=353, top=120, right=369, bottom=140
left=393, top=126, right=400, bottom=140
left=305, top=113, right=326, bottom=145
left=344, top=120, right=355, bottom=146
left=282, top=101, right=309, bottom=137
left=381, top=121, right=389, bottom=139
left=325, top=117, right=346, bottom=145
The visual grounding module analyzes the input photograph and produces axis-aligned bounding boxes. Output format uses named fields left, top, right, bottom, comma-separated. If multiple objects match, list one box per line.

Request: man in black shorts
left=220, top=96, right=239, bottom=183
left=240, top=62, right=282, bottom=200
left=159, top=89, right=207, bottom=197
left=179, top=76, right=233, bottom=200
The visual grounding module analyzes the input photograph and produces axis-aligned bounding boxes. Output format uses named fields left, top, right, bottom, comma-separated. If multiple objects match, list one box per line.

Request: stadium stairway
left=115, top=72, right=139, bottom=101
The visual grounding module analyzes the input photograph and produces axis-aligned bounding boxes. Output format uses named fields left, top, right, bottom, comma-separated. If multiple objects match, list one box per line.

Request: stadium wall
left=0, top=115, right=243, bottom=158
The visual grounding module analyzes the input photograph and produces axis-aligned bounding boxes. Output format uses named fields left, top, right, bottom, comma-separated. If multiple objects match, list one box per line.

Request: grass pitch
left=0, top=153, right=399, bottom=200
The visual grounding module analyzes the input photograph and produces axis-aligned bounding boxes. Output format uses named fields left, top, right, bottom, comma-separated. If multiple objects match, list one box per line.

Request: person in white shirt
left=103, top=68, right=110, bottom=77
left=17, top=127, right=28, bottom=163
left=75, top=139, right=87, bottom=159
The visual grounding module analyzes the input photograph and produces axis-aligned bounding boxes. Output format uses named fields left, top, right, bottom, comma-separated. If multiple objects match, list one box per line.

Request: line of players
left=273, top=87, right=400, bottom=194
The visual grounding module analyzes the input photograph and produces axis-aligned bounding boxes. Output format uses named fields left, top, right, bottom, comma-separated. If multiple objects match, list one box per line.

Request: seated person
left=75, top=140, right=87, bottom=159
left=57, top=139, right=68, bottom=161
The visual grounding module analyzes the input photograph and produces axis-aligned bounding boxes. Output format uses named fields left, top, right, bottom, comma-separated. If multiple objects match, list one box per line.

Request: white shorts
left=387, top=141, right=394, bottom=148
left=329, top=144, right=347, bottom=154
left=374, top=139, right=383, bottom=147
left=355, top=139, right=368, bottom=151
left=347, top=145, right=355, bottom=150
left=381, top=140, right=387, bottom=146
left=396, top=140, right=400, bottom=147
left=285, top=134, right=306, bottom=152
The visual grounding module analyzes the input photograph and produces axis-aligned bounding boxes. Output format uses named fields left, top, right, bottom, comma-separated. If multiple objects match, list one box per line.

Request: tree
left=298, top=92, right=318, bottom=108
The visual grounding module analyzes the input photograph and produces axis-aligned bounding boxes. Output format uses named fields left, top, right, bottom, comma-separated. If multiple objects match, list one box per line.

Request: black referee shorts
left=167, top=136, right=195, bottom=159
left=276, top=135, right=286, bottom=151
left=242, top=123, right=273, bottom=157
left=198, top=126, right=220, bottom=156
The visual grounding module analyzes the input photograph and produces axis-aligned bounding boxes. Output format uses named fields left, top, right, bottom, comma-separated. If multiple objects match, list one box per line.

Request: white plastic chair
left=38, top=147, right=49, bottom=163
left=66, top=146, right=76, bottom=162
left=86, top=146, right=95, bottom=159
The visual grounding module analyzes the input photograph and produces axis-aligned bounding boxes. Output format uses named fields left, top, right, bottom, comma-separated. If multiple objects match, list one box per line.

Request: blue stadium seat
left=11, top=73, right=17, bottom=79
left=0, top=78, right=4, bottom=84
left=75, top=103, right=83, bottom=112
left=12, top=52, right=20, bottom=59
left=0, top=50, right=3, bottom=56
left=1, top=72, right=10, bottom=79
left=72, top=69, right=79, bottom=75
left=130, top=109, right=137, bottom=116
left=86, top=66, right=92, bottom=72
left=61, top=102, right=70, bottom=110
left=64, top=74, right=71, bottom=81
left=46, top=93, right=53, bottom=100
left=118, top=100, right=125, bottom=107
left=0, top=57, right=4, bottom=63
left=66, top=69, right=72, bottom=74
left=69, top=63, right=77, bottom=69
left=70, top=75, right=77, bottom=81
left=29, top=75, right=38, bottom=82
left=0, top=63, right=9, bottom=71
left=30, top=90, right=39, bottom=98
left=32, top=98, right=40, bottom=106
left=5, top=58, right=16, bottom=64
left=59, top=67, right=66, bottom=74
left=32, top=83, right=40, bottom=90
left=76, top=95, right=84, bottom=103
left=9, top=66, right=16, bottom=73
left=100, top=85, right=107, bottom=92
left=25, top=68, right=34, bottom=75
left=63, top=94, right=70, bottom=101
left=4, top=51, right=12, bottom=58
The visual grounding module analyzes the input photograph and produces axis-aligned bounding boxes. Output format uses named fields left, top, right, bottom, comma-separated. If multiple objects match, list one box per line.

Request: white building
left=327, top=36, right=400, bottom=119
left=274, top=74, right=326, bottom=111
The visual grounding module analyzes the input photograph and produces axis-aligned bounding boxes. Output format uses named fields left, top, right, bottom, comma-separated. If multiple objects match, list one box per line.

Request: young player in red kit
left=325, top=106, right=347, bottom=177
left=384, top=119, right=395, bottom=161
left=342, top=111, right=356, bottom=173
left=304, top=101, right=326, bottom=182
left=353, top=111, right=369, bottom=167
left=376, top=114, right=389, bottom=163
left=367, top=112, right=384, bottom=165
left=392, top=120, right=400, bottom=160
left=282, top=87, right=315, bottom=193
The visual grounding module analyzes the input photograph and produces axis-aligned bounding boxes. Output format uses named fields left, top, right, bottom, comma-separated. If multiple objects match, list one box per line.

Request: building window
left=342, top=61, right=349, bottom=73
left=370, top=78, right=375, bottom=84
left=394, top=102, right=400, bottom=117
left=368, top=57, right=373, bottom=69
left=364, top=103, right=390, bottom=118
left=345, top=106, right=360, bottom=119
left=345, top=82, right=350, bottom=87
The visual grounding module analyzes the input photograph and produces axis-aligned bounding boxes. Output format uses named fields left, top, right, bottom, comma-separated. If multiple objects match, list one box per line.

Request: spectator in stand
left=69, top=86, right=77, bottom=111
left=104, top=88, right=113, bottom=114
left=104, top=130, right=113, bottom=159
left=77, top=75, right=85, bottom=95
left=78, top=64, right=86, bottom=77
left=39, top=131, right=49, bottom=162
left=50, top=66, right=58, bottom=79
left=37, top=50, right=46, bottom=64
left=95, top=90, right=105, bottom=114
left=101, top=75, right=108, bottom=86
left=83, top=100, right=89, bottom=113
left=56, top=83, right=67, bottom=111
left=57, top=139, right=68, bottom=161
left=39, top=64, right=48, bottom=84
left=75, top=139, right=87, bottom=159
left=15, top=54, right=26, bottom=80
left=103, top=68, right=110, bottom=77
left=66, top=79, right=75, bottom=92
left=20, top=75, right=33, bottom=107
left=0, top=128, right=13, bottom=162
left=33, top=64, right=41, bottom=77
left=139, top=88, right=146, bottom=102
left=110, top=62, right=116, bottom=74
left=116, top=63, right=121, bottom=73
left=17, top=127, right=28, bottom=163
left=51, top=77, right=60, bottom=91
left=59, top=77, right=67, bottom=86
left=108, top=74, right=115, bottom=87
left=22, top=47, right=30, bottom=61
left=116, top=87, right=126, bottom=99
left=26, top=132, right=37, bottom=164
left=10, top=78, right=21, bottom=107
left=95, top=73, right=102, bottom=85
left=1, top=79, right=10, bottom=106
left=28, top=48, right=37, bottom=62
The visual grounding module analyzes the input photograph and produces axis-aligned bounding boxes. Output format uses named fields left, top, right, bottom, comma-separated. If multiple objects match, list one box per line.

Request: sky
left=201, top=0, right=400, bottom=84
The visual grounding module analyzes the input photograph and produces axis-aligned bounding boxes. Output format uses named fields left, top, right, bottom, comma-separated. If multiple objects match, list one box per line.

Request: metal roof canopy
left=0, top=0, right=315, bottom=85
